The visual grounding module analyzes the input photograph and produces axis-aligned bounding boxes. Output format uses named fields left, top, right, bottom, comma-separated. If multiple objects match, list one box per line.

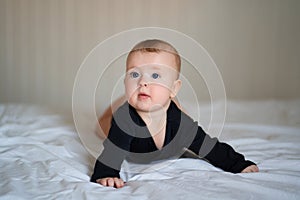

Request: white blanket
left=0, top=100, right=300, bottom=200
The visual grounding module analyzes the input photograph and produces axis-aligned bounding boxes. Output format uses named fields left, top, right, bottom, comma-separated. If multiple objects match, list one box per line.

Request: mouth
left=138, top=93, right=150, bottom=100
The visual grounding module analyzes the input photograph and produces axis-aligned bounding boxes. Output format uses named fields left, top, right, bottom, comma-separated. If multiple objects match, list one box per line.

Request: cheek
left=125, top=80, right=138, bottom=98
left=151, top=85, right=172, bottom=97
left=155, top=76, right=176, bottom=90
left=153, top=81, right=173, bottom=92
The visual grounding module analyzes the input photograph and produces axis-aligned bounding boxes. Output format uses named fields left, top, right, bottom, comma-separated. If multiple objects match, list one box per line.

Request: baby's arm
left=91, top=110, right=134, bottom=187
left=188, top=126, right=258, bottom=173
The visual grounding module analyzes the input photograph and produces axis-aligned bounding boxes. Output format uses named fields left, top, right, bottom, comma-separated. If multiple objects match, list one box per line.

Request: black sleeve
left=90, top=118, right=133, bottom=182
left=90, top=160, right=120, bottom=182
left=188, top=126, right=256, bottom=173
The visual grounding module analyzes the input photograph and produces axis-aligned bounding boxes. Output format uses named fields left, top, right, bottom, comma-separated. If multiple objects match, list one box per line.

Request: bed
left=1, top=100, right=300, bottom=199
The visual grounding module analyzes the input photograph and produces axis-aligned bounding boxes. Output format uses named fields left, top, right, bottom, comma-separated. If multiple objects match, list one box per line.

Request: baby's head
left=125, top=39, right=182, bottom=112
left=126, top=39, right=181, bottom=75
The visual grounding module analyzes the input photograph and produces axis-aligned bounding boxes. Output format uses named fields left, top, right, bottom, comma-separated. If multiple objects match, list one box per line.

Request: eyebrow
left=127, top=65, right=168, bottom=72
left=149, top=65, right=163, bottom=71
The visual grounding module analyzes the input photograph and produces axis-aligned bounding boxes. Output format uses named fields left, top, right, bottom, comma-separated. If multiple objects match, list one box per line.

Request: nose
left=139, top=75, right=148, bottom=87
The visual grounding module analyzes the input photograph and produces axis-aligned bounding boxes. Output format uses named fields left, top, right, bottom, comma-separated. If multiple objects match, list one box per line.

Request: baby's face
left=125, top=51, right=181, bottom=113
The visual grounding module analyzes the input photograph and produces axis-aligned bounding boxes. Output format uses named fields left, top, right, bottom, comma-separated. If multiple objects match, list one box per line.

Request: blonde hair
left=127, top=39, right=181, bottom=72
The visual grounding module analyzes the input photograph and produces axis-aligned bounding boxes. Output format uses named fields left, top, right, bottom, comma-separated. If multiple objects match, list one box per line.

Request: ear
left=170, top=79, right=182, bottom=98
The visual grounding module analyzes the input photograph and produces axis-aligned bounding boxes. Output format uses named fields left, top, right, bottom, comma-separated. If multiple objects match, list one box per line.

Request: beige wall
left=0, top=0, right=299, bottom=113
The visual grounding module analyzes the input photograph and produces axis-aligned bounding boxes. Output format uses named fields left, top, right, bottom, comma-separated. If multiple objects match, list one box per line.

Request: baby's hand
left=96, top=177, right=125, bottom=188
left=241, top=165, right=259, bottom=173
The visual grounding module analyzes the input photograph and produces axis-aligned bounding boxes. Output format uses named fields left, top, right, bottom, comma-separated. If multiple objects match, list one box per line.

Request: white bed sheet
left=0, top=100, right=300, bottom=200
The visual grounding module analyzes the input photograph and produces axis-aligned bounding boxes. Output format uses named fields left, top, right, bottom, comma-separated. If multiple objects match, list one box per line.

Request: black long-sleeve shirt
left=91, top=101, right=255, bottom=182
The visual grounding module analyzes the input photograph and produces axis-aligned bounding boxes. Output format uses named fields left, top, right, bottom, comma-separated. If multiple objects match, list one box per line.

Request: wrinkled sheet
left=0, top=100, right=300, bottom=200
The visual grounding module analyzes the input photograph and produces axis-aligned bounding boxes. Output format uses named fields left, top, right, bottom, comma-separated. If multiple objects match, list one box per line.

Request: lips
left=138, top=93, right=150, bottom=99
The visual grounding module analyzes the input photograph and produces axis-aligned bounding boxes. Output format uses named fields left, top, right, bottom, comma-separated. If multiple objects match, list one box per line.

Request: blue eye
left=130, top=72, right=139, bottom=78
left=152, top=73, right=160, bottom=79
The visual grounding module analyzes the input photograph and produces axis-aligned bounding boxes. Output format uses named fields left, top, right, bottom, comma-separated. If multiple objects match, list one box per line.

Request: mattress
left=0, top=100, right=300, bottom=199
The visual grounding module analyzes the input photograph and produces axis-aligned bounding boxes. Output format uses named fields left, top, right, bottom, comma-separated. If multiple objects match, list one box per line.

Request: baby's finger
left=107, top=178, right=114, bottom=187
left=114, top=178, right=124, bottom=188
left=96, top=178, right=107, bottom=186
left=241, top=167, right=251, bottom=173
left=252, top=165, right=259, bottom=172
left=248, top=165, right=258, bottom=172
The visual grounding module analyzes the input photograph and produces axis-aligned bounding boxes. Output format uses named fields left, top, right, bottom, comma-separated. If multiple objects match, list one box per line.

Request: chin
left=129, top=99, right=171, bottom=112
left=128, top=101, right=148, bottom=111
left=134, top=105, right=152, bottom=113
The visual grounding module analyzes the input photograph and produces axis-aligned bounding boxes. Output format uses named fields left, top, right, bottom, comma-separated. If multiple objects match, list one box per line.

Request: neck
left=137, top=101, right=170, bottom=135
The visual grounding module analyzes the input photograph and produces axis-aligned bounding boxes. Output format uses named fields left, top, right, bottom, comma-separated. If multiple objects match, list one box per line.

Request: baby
left=91, top=39, right=258, bottom=188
